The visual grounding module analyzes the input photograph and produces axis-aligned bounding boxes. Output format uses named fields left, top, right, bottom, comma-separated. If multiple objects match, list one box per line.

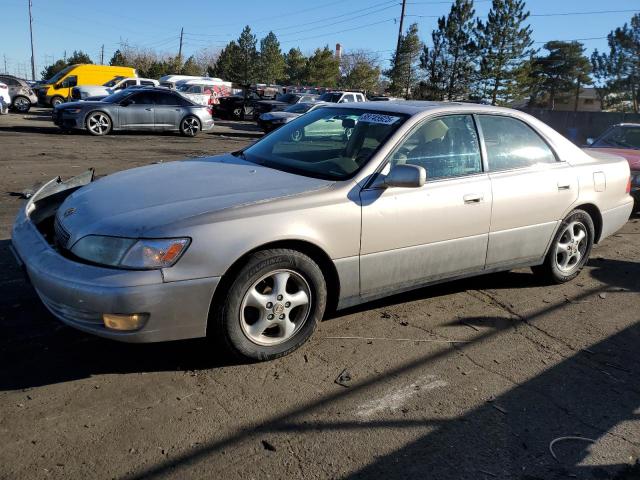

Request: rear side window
left=130, top=92, right=154, bottom=104
left=477, top=115, right=556, bottom=172
left=153, top=92, right=181, bottom=105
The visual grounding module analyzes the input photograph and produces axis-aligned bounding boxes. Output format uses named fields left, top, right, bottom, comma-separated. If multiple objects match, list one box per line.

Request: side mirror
left=586, top=137, right=594, bottom=145
left=55, top=83, right=62, bottom=89
left=384, top=164, right=426, bottom=188
left=342, top=118, right=356, bottom=129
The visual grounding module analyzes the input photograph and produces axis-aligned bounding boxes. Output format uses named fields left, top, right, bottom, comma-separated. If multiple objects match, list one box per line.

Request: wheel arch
left=209, top=239, right=341, bottom=326
left=180, top=113, right=202, bottom=131
left=573, top=203, right=603, bottom=243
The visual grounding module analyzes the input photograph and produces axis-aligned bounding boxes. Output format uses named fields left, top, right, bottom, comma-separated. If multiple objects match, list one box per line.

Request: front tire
left=180, top=116, right=200, bottom=137
left=85, top=111, right=112, bottom=136
left=50, top=96, right=64, bottom=107
left=532, top=209, right=594, bottom=283
left=12, top=96, right=31, bottom=113
left=211, top=249, right=327, bottom=361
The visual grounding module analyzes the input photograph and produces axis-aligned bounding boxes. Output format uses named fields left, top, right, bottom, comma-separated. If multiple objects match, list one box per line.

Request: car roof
left=321, top=100, right=522, bottom=117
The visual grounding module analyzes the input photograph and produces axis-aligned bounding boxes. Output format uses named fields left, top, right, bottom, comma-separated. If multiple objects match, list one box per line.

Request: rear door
left=477, top=114, right=578, bottom=268
left=152, top=92, right=182, bottom=130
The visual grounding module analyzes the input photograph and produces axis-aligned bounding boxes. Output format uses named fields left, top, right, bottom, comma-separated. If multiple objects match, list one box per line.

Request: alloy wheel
left=554, top=221, right=588, bottom=273
left=13, top=97, right=30, bottom=112
left=239, top=269, right=312, bottom=346
left=87, top=113, right=110, bottom=135
left=182, top=117, right=199, bottom=136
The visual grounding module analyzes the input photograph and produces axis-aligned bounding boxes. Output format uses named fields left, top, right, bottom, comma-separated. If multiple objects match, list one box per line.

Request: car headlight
left=70, top=235, right=190, bottom=269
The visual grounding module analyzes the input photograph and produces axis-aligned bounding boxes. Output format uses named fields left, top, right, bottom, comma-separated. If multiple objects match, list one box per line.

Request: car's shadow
left=1, top=231, right=639, bottom=392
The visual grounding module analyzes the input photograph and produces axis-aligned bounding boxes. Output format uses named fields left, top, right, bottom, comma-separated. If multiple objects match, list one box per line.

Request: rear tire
left=210, top=249, right=327, bottom=361
left=180, top=116, right=200, bottom=137
left=12, top=96, right=31, bottom=113
left=532, top=209, right=594, bottom=283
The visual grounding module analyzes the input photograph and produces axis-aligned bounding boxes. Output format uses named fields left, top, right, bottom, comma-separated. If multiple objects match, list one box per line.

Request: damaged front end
left=22, top=169, right=94, bottom=250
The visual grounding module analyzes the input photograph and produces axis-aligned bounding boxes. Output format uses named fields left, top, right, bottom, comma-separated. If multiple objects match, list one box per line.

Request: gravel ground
left=1, top=109, right=639, bottom=480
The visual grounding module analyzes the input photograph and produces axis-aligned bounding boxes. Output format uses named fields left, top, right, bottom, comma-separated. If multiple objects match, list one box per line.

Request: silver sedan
left=52, top=87, right=214, bottom=137
left=12, top=102, right=634, bottom=360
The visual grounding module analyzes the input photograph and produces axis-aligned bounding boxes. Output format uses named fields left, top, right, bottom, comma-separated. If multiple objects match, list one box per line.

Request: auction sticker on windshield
left=359, top=113, right=401, bottom=125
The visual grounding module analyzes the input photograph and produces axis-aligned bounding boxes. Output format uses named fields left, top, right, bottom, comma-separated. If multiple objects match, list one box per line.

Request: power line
left=280, top=18, right=397, bottom=45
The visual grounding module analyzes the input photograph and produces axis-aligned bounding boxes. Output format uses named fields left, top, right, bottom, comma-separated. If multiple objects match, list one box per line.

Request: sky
left=1, top=0, right=638, bottom=80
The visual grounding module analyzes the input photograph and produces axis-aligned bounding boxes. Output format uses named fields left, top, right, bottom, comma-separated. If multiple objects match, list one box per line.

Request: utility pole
left=3, top=55, right=7, bottom=74
left=28, top=0, right=36, bottom=81
left=178, top=27, right=184, bottom=60
left=100, top=44, right=104, bottom=64
left=395, top=0, right=407, bottom=58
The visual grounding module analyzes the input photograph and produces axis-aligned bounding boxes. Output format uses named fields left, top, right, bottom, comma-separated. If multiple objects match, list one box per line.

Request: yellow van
left=37, top=64, right=136, bottom=107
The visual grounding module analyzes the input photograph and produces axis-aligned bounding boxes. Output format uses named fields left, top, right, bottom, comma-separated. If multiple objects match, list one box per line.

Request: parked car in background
left=52, top=87, right=213, bottom=137
left=35, top=64, right=136, bottom=107
left=176, top=79, right=233, bottom=106
left=317, top=91, right=366, bottom=104
left=71, top=77, right=158, bottom=101
left=12, top=102, right=634, bottom=362
left=586, top=123, right=640, bottom=205
left=369, top=96, right=404, bottom=102
left=215, top=90, right=267, bottom=120
left=0, top=74, right=38, bottom=112
left=257, top=102, right=324, bottom=132
left=252, top=93, right=319, bottom=120
left=0, top=82, right=10, bottom=114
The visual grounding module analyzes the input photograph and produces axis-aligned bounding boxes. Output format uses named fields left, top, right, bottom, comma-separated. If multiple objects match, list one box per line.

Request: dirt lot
left=1, top=109, right=639, bottom=480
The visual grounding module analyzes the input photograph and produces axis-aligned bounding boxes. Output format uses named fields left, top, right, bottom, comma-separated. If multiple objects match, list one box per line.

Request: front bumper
left=52, top=109, right=83, bottom=129
left=11, top=194, right=219, bottom=343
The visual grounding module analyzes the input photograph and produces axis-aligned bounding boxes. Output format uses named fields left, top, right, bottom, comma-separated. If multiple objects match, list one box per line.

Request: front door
left=118, top=91, right=154, bottom=130
left=360, top=114, right=492, bottom=297
left=476, top=114, right=579, bottom=268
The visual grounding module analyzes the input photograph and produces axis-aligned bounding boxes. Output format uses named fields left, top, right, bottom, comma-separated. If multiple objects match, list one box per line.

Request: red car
left=587, top=123, right=640, bottom=206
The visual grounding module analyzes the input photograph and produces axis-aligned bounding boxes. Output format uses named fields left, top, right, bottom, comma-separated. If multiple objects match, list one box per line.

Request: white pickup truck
left=71, top=77, right=159, bottom=100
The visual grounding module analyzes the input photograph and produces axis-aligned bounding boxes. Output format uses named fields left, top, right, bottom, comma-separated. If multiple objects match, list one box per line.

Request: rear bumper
left=201, top=118, right=215, bottom=131
left=11, top=202, right=219, bottom=343
left=599, top=200, right=634, bottom=242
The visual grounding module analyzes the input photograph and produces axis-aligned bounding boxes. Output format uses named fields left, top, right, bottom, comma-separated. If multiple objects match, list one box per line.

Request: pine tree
left=591, top=13, right=640, bottom=112
left=210, top=41, right=243, bottom=83
left=237, top=25, right=259, bottom=85
left=532, top=41, right=592, bottom=110
left=386, top=23, right=423, bottom=98
left=109, top=49, right=127, bottom=66
left=420, top=0, right=476, bottom=100
left=259, top=32, right=285, bottom=85
left=305, top=46, right=340, bottom=87
left=475, top=0, right=533, bottom=105
left=181, top=55, right=202, bottom=76
left=284, top=48, right=307, bottom=85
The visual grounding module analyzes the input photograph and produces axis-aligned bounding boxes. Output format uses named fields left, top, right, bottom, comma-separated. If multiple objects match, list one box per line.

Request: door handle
left=145, top=108, right=153, bottom=111
left=557, top=183, right=571, bottom=190
left=463, top=193, right=484, bottom=204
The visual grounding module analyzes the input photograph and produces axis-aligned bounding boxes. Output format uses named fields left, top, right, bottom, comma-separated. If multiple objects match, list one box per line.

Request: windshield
left=318, top=92, right=342, bottom=102
left=240, top=108, right=407, bottom=180
left=285, top=103, right=314, bottom=114
left=101, top=90, right=133, bottom=103
left=103, top=76, right=126, bottom=87
left=45, top=65, right=75, bottom=84
left=593, top=126, right=640, bottom=149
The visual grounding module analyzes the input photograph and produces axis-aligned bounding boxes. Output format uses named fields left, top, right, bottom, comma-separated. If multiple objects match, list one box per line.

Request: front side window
left=593, top=126, right=640, bottom=149
left=153, top=92, right=180, bottom=105
left=62, top=76, right=77, bottom=88
left=478, top=115, right=556, bottom=172
left=103, top=76, right=125, bottom=87
left=129, top=92, right=154, bottom=104
left=241, top=108, right=408, bottom=180
left=388, top=115, right=482, bottom=180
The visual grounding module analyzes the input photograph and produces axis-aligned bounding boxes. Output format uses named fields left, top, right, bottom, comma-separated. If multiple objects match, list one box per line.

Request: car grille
left=53, top=216, right=71, bottom=249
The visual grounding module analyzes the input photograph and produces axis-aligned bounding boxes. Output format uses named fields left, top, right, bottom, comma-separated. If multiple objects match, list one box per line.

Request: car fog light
left=103, top=313, right=149, bottom=331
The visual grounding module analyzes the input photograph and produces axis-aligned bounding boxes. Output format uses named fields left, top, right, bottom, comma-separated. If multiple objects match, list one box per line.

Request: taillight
left=626, top=176, right=632, bottom=194
left=206, top=107, right=213, bottom=116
